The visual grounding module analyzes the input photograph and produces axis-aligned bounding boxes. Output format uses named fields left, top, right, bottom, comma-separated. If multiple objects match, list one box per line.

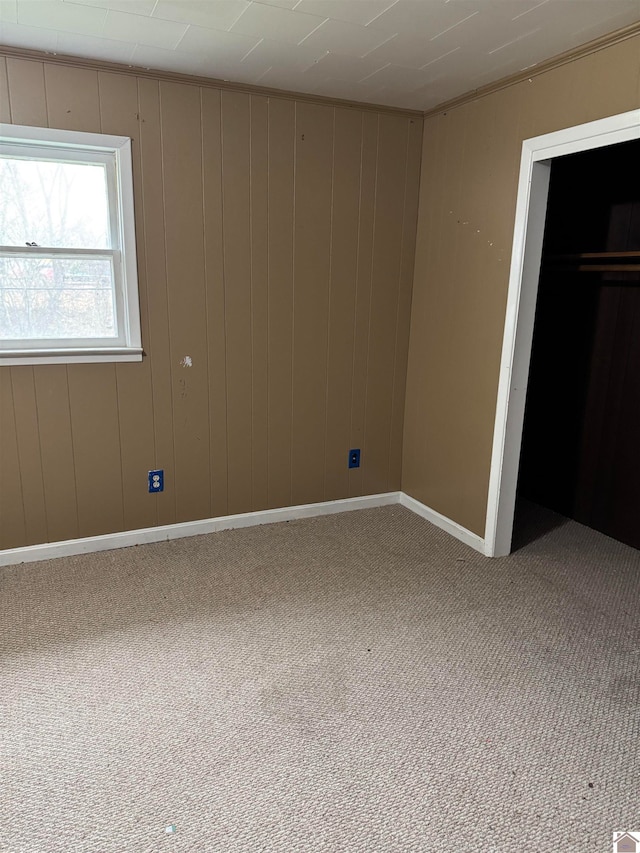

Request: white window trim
left=0, top=123, right=142, bottom=365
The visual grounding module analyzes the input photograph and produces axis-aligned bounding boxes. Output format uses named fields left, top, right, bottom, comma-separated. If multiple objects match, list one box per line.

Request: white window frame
left=0, top=123, right=142, bottom=365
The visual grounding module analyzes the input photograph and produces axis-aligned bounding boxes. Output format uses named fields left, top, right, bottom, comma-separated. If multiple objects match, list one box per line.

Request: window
left=0, top=123, right=142, bottom=364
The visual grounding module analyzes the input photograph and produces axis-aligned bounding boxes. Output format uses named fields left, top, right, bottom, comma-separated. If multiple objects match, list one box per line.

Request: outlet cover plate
left=148, top=469, right=164, bottom=493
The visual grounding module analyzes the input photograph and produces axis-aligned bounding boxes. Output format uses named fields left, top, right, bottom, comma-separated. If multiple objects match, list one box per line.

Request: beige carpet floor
left=1, top=503, right=639, bottom=852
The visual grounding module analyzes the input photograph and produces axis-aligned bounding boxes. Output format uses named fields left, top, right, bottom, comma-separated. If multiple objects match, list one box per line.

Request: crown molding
left=422, top=20, right=640, bottom=119
left=0, top=43, right=423, bottom=119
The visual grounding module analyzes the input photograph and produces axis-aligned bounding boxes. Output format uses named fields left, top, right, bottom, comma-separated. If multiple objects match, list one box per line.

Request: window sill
left=0, top=347, right=143, bottom=366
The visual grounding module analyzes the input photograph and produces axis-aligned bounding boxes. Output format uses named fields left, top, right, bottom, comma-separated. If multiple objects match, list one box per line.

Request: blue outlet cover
left=148, top=469, right=164, bottom=493
left=348, top=449, right=361, bottom=469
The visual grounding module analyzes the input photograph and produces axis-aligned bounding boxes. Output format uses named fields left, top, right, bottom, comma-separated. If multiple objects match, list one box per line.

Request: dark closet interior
left=517, top=138, right=640, bottom=550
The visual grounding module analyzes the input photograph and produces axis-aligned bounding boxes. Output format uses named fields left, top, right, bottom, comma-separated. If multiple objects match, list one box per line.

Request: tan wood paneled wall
left=0, top=55, right=422, bottom=549
left=402, top=34, right=640, bottom=537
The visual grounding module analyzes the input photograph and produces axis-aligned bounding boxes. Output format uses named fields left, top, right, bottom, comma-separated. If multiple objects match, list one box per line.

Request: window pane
left=0, top=256, right=116, bottom=340
left=0, top=157, right=110, bottom=249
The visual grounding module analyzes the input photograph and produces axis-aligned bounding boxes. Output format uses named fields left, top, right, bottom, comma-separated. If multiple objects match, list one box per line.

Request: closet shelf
left=571, top=264, right=640, bottom=272
left=548, top=251, right=640, bottom=261
left=545, top=251, right=640, bottom=274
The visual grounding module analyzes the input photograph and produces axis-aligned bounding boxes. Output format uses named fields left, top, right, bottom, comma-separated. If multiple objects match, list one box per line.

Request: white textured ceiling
left=0, top=0, right=638, bottom=110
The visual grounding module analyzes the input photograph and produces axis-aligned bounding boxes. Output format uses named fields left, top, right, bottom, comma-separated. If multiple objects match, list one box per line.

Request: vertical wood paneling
left=324, top=107, right=362, bottom=501
left=67, top=365, right=125, bottom=537
left=98, top=70, right=157, bottom=532
left=448, top=98, right=503, bottom=527
left=409, top=106, right=473, bottom=523
left=518, top=64, right=579, bottom=141
left=138, top=77, right=175, bottom=526
left=402, top=116, right=442, bottom=499
left=0, top=52, right=423, bottom=550
left=221, top=90, right=253, bottom=516
left=291, top=102, right=333, bottom=506
left=10, top=370, right=47, bottom=543
left=588, top=35, right=640, bottom=117
left=0, top=371, right=26, bottom=548
left=363, top=114, right=408, bottom=496
left=6, top=58, right=45, bottom=126
left=0, top=57, right=10, bottom=122
left=249, top=95, right=269, bottom=511
left=349, top=112, right=378, bottom=498
left=601, top=39, right=639, bottom=115
left=43, top=64, right=101, bottom=131
left=160, top=80, right=210, bottom=523
left=421, top=106, right=480, bottom=522
left=32, top=368, right=79, bottom=543
left=201, top=86, right=228, bottom=519
left=267, top=97, right=295, bottom=510
left=389, top=116, right=422, bottom=490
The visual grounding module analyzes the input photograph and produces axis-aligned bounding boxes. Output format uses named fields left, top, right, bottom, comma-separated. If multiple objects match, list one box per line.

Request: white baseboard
left=399, top=492, right=487, bottom=555
left=0, top=492, right=401, bottom=568
left=0, top=489, right=489, bottom=568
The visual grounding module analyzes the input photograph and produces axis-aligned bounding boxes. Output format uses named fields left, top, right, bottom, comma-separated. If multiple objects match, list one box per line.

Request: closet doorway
left=485, top=109, right=640, bottom=557
left=517, top=139, right=640, bottom=550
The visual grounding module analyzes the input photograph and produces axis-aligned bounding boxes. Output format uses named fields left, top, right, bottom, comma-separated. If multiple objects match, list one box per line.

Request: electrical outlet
left=148, top=469, right=164, bottom=493
left=348, top=449, right=361, bottom=469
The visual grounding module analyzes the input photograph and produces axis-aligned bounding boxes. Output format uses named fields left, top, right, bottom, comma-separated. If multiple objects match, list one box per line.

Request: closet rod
left=548, top=251, right=640, bottom=262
